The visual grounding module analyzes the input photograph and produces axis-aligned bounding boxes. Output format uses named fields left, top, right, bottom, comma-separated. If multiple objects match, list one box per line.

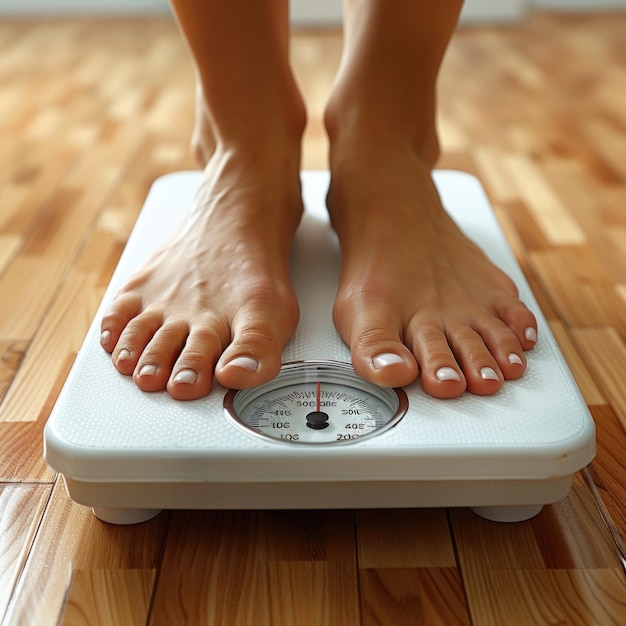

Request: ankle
left=201, top=79, right=307, bottom=155
left=324, top=94, right=440, bottom=170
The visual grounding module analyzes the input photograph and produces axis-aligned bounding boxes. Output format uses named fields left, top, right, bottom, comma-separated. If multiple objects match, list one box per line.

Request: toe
left=353, top=331, right=418, bottom=388
left=496, top=299, right=538, bottom=351
left=112, top=311, right=162, bottom=376
left=100, top=293, right=142, bottom=353
left=167, top=326, right=224, bottom=400
left=473, top=316, right=527, bottom=381
left=215, top=327, right=284, bottom=390
left=215, top=300, right=299, bottom=389
left=336, top=305, right=419, bottom=388
left=409, top=324, right=467, bottom=398
left=133, top=321, right=188, bottom=392
left=447, top=326, right=504, bottom=396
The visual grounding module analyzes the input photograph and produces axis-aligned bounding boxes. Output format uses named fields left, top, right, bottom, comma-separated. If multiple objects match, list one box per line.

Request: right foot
left=100, top=142, right=303, bottom=400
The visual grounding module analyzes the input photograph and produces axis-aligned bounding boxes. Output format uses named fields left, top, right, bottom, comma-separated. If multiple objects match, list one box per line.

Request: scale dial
left=224, top=361, right=408, bottom=445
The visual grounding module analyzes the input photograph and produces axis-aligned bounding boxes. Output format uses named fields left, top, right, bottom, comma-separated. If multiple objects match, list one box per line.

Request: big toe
left=214, top=301, right=299, bottom=389
left=335, top=304, right=419, bottom=388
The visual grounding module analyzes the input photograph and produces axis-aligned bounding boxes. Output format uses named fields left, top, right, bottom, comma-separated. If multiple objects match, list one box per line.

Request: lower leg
left=101, top=0, right=306, bottom=399
left=325, top=0, right=538, bottom=397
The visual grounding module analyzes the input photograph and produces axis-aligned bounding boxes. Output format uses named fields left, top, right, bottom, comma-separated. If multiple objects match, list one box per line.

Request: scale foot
left=92, top=507, right=162, bottom=525
left=471, top=504, right=543, bottom=522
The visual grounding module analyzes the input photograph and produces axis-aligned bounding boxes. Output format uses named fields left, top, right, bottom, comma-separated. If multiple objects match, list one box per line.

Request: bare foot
left=327, top=140, right=538, bottom=398
left=100, top=143, right=303, bottom=400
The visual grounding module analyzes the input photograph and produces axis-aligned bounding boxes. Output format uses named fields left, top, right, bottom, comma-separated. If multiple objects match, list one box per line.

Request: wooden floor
left=1, top=11, right=626, bottom=625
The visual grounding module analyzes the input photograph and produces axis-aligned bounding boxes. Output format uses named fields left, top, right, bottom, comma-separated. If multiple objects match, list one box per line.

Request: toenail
left=524, top=327, right=538, bottom=343
left=372, top=353, right=405, bottom=370
left=508, top=353, right=523, bottom=366
left=436, top=367, right=462, bottom=382
left=101, top=330, right=111, bottom=344
left=117, top=349, right=131, bottom=362
left=139, top=364, right=157, bottom=377
left=228, top=356, right=259, bottom=372
left=480, top=367, right=499, bottom=381
left=173, top=369, right=197, bottom=385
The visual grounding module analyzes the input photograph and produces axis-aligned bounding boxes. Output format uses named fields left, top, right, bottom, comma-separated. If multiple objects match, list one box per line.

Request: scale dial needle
left=316, top=381, right=321, bottom=413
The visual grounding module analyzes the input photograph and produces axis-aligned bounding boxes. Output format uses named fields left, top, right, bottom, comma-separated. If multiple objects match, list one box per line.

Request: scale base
left=91, top=505, right=544, bottom=525
left=44, top=171, right=596, bottom=525
left=70, top=474, right=572, bottom=524
left=91, top=506, right=543, bottom=525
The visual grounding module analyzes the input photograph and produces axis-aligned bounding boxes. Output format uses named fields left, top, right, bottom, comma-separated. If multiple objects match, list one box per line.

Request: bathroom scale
left=44, top=171, right=595, bottom=525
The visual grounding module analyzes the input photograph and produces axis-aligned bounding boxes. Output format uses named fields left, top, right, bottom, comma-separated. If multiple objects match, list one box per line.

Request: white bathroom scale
left=44, top=171, right=595, bottom=525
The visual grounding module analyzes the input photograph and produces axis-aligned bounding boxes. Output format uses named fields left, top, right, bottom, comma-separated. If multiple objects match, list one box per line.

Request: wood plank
left=588, top=406, right=626, bottom=537
left=0, top=257, right=66, bottom=339
left=452, top=485, right=626, bottom=624
left=359, top=567, right=470, bottom=626
left=573, top=328, right=626, bottom=429
left=61, top=569, right=156, bottom=626
left=542, top=159, right=626, bottom=283
left=0, top=339, right=27, bottom=405
left=0, top=421, right=56, bottom=482
left=0, top=272, right=98, bottom=424
left=548, top=321, right=605, bottom=407
left=356, top=509, right=456, bottom=569
left=149, top=510, right=360, bottom=626
left=4, top=480, right=167, bottom=625
left=471, top=140, right=525, bottom=203
left=530, top=247, right=626, bottom=333
left=356, top=509, right=471, bottom=625
left=0, top=484, right=52, bottom=619
left=496, top=200, right=550, bottom=253
left=466, top=568, right=626, bottom=626
left=530, top=480, right=620, bottom=570
left=503, top=155, right=586, bottom=246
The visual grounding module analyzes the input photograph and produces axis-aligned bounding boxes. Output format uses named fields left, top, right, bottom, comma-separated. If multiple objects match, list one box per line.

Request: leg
left=325, top=0, right=538, bottom=398
left=100, top=0, right=306, bottom=400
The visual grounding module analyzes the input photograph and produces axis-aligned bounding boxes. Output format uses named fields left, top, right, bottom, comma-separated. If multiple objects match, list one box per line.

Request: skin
left=100, top=0, right=538, bottom=400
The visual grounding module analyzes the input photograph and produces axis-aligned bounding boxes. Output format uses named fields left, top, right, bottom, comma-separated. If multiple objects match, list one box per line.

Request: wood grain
left=4, top=481, right=168, bottom=625
left=0, top=484, right=52, bottom=619
left=1, top=12, right=626, bottom=625
left=356, top=510, right=471, bottom=625
left=0, top=340, right=27, bottom=405
left=150, top=510, right=360, bottom=626
left=452, top=485, right=626, bottom=624
left=61, top=569, right=156, bottom=626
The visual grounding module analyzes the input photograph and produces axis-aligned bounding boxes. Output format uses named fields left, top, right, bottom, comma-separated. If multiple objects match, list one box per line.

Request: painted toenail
left=173, top=369, right=197, bottom=385
left=480, top=367, right=499, bottom=381
left=228, top=356, right=259, bottom=372
left=508, top=353, right=523, bottom=366
left=372, top=353, right=404, bottom=370
left=101, top=330, right=111, bottom=344
left=117, top=349, right=131, bottom=362
left=436, top=367, right=462, bottom=382
left=139, top=364, right=157, bottom=377
left=524, top=327, right=538, bottom=342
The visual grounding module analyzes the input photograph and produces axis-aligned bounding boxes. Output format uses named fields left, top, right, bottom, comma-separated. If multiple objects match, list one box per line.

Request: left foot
left=327, top=137, right=538, bottom=398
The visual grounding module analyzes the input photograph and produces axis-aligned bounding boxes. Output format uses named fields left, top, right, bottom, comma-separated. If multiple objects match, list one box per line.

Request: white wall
left=0, top=1, right=624, bottom=21
left=0, top=0, right=171, bottom=15
left=534, top=0, right=626, bottom=7
left=461, top=0, right=527, bottom=23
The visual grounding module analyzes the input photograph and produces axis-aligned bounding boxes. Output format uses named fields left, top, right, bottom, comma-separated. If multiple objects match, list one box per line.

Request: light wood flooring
left=1, top=11, right=625, bottom=625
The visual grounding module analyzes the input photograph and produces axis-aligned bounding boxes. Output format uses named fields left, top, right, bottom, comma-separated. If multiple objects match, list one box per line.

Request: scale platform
left=44, top=171, right=595, bottom=525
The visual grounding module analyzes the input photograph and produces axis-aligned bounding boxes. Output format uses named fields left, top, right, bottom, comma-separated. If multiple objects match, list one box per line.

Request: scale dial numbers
left=224, top=361, right=408, bottom=445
